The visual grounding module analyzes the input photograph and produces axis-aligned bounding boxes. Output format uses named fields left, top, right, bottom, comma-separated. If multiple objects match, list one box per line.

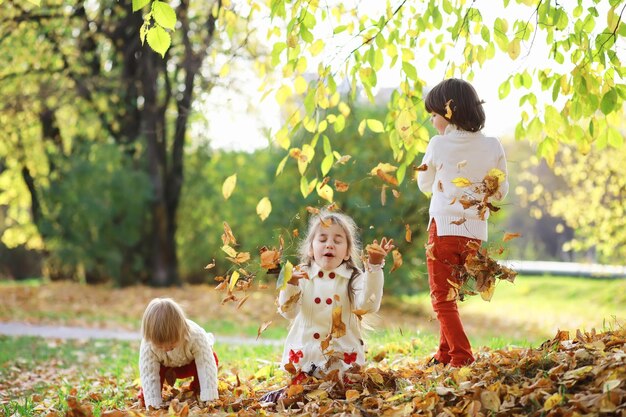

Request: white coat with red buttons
left=278, top=262, right=384, bottom=376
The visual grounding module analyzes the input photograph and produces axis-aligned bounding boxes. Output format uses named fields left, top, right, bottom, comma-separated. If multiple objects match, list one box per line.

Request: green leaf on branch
left=133, top=0, right=151, bottom=12
left=600, top=88, right=617, bottom=115
left=146, top=25, right=171, bottom=57
left=152, top=1, right=177, bottom=30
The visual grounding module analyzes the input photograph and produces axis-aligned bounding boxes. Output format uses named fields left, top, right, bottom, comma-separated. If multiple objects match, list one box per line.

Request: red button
left=317, top=271, right=324, bottom=278
left=313, top=333, right=320, bottom=339
left=314, top=297, right=321, bottom=304
left=329, top=272, right=336, bottom=279
left=326, top=298, right=332, bottom=305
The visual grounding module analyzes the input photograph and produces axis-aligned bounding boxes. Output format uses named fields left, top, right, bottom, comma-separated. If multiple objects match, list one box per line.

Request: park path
left=0, top=321, right=281, bottom=346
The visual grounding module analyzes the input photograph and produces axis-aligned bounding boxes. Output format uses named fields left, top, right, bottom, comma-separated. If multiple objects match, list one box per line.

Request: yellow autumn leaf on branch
left=256, top=197, right=272, bottom=221
left=452, top=177, right=472, bottom=188
left=222, top=174, right=237, bottom=199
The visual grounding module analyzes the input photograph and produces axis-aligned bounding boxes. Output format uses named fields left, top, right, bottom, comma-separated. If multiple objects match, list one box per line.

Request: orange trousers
left=427, top=221, right=479, bottom=367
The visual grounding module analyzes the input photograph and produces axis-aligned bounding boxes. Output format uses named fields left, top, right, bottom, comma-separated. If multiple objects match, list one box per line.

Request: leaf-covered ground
left=2, top=281, right=625, bottom=416
left=2, top=328, right=624, bottom=417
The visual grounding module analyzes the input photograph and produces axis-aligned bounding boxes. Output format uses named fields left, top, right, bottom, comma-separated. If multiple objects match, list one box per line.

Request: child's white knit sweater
left=417, top=125, right=509, bottom=241
left=139, top=319, right=218, bottom=408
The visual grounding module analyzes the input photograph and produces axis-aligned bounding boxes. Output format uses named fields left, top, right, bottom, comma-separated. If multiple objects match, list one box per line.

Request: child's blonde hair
left=299, top=210, right=363, bottom=304
left=141, top=298, right=190, bottom=345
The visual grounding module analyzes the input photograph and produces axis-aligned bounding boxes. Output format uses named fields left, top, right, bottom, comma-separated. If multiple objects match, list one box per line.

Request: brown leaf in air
left=226, top=252, right=250, bottom=265
left=405, top=224, right=412, bottom=242
left=259, top=247, right=280, bottom=270
left=503, top=232, right=521, bottom=242
left=376, top=169, right=399, bottom=186
left=334, top=180, right=350, bottom=192
left=437, top=180, right=444, bottom=192
left=292, top=228, right=299, bottom=237
left=414, top=163, right=428, bottom=171
left=222, top=222, right=237, bottom=246
left=204, top=259, right=215, bottom=270
left=237, top=295, right=250, bottom=309
left=256, top=321, right=272, bottom=340
left=390, top=249, right=403, bottom=272
left=392, top=189, right=400, bottom=198
left=327, top=202, right=339, bottom=211
left=306, top=206, right=320, bottom=214
left=336, top=154, right=352, bottom=164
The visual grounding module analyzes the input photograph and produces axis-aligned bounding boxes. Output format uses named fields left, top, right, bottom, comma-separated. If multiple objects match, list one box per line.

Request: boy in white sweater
left=418, top=78, right=509, bottom=367
left=138, top=298, right=219, bottom=409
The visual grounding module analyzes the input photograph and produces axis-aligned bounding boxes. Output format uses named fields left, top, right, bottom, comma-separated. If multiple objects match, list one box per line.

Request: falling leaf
left=256, top=197, right=272, bottom=221
left=259, top=247, right=280, bottom=270
left=327, top=202, right=339, bottom=211
left=334, top=180, right=350, bottom=192
left=390, top=250, right=402, bottom=273
left=425, top=242, right=436, bottom=260
left=331, top=306, right=346, bottom=338
left=444, top=99, right=454, bottom=119
left=392, top=189, right=400, bottom=198
left=316, top=183, right=334, bottom=203
left=221, top=245, right=237, bottom=258
left=336, top=154, right=352, bottom=165
left=457, top=160, right=467, bottom=170
left=479, top=282, right=495, bottom=301
left=445, top=286, right=458, bottom=301
left=222, top=222, right=237, bottom=246
left=292, top=228, right=299, bottom=237
left=352, top=309, right=369, bottom=320
left=306, top=206, right=320, bottom=214
left=405, top=224, right=412, bottom=242
left=380, top=184, right=387, bottom=206
left=376, top=169, right=399, bottom=186
left=222, top=174, right=237, bottom=199
left=451, top=218, right=467, bottom=225
left=256, top=321, right=272, bottom=340
left=204, top=259, right=215, bottom=270
left=369, top=162, right=397, bottom=175
left=320, top=176, right=330, bottom=187
left=237, top=295, right=250, bottom=309
left=414, top=163, right=428, bottom=171
left=276, top=260, right=293, bottom=290
left=214, top=281, right=227, bottom=291
left=228, top=271, right=240, bottom=291
left=437, top=180, right=444, bottom=192
left=503, top=232, right=521, bottom=242
left=226, top=252, right=250, bottom=265
left=452, top=177, right=472, bottom=187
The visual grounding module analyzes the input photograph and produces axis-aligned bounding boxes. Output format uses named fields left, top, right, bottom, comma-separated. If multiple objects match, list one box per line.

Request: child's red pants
left=427, top=220, right=479, bottom=367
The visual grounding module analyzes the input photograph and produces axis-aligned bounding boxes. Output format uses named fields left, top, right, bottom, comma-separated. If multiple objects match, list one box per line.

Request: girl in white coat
left=278, top=210, right=394, bottom=381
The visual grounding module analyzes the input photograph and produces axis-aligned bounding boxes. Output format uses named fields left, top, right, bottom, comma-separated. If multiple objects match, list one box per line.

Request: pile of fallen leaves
left=57, top=327, right=625, bottom=417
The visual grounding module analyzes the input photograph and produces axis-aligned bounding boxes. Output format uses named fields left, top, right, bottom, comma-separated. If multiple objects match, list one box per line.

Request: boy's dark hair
left=424, top=78, right=485, bottom=132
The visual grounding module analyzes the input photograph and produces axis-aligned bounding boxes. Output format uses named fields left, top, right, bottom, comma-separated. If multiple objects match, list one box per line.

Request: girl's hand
left=366, top=237, right=395, bottom=265
left=288, top=267, right=309, bottom=285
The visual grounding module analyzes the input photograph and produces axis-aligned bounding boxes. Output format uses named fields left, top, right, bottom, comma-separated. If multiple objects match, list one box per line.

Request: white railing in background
left=499, top=260, right=626, bottom=279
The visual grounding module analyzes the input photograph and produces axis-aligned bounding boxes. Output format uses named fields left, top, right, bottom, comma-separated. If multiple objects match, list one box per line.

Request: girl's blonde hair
left=141, top=298, right=190, bottom=345
left=298, top=210, right=363, bottom=303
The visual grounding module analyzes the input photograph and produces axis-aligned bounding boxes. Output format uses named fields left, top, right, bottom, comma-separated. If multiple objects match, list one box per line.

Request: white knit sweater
left=417, top=125, right=509, bottom=241
left=139, top=319, right=218, bottom=408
